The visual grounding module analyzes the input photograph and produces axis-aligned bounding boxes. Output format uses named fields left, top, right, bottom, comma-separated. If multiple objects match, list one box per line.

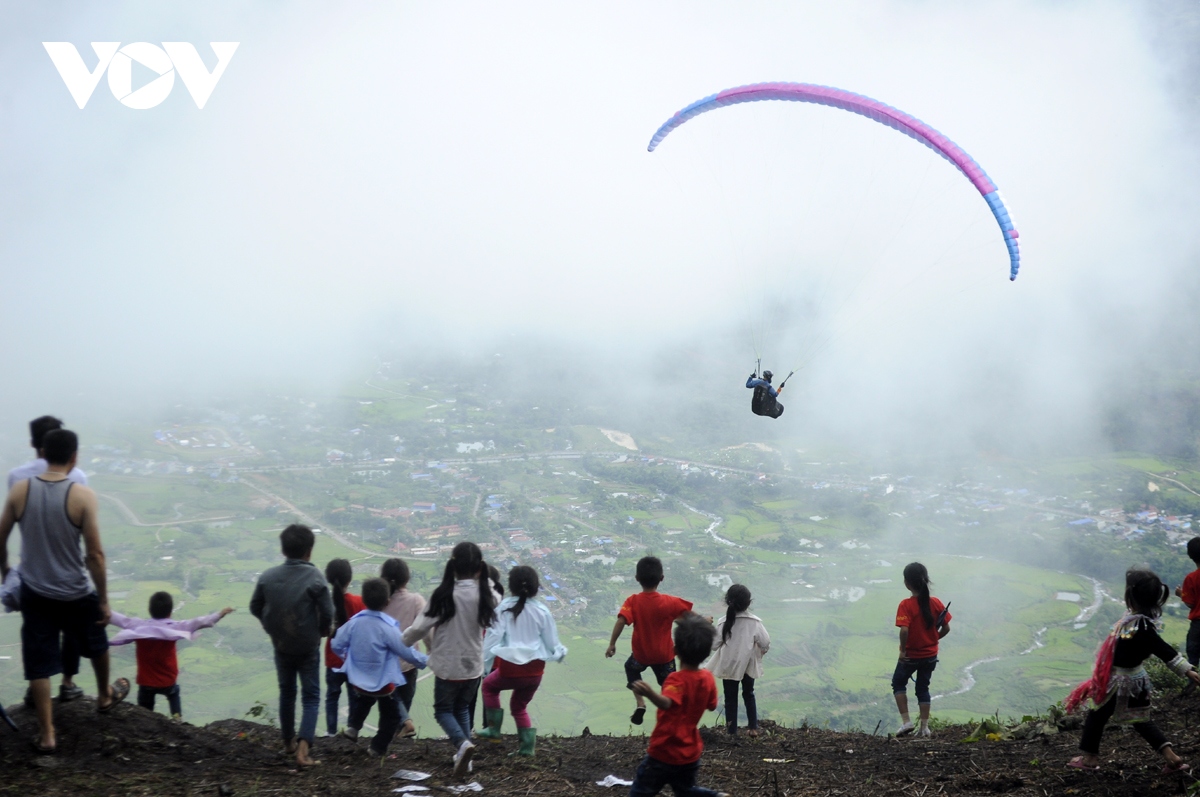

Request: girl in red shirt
left=892, top=562, right=950, bottom=738
left=324, top=559, right=365, bottom=737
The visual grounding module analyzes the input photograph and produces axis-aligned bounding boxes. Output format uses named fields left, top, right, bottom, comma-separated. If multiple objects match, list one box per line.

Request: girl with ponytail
left=706, top=584, right=770, bottom=737
left=476, top=566, right=568, bottom=756
left=323, top=559, right=365, bottom=737
left=892, top=563, right=951, bottom=738
left=381, top=558, right=425, bottom=736
left=403, top=542, right=500, bottom=777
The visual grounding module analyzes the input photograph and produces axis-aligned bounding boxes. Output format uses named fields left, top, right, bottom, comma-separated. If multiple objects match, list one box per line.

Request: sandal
left=1163, top=761, right=1191, bottom=774
left=98, top=677, right=130, bottom=713
left=30, top=736, right=57, bottom=755
left=1066, top=756, right=1100, bottom=771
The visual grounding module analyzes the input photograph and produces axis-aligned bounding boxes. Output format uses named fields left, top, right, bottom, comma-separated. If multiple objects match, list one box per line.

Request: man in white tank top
left=0, top=429, right=130, bottom=753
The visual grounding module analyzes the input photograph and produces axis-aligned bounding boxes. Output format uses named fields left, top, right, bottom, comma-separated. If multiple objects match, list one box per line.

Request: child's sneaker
left=340, top=727, right=359, bottom=742
left=896, top=721, right=915, bottom=737
left=171, top=713, right=182, bottom=723
left=917, top=726, right=932, bottom=739
left=453, top=740, right=475, bottom=778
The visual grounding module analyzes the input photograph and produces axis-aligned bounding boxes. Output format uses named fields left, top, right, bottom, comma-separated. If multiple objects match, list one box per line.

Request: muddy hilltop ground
left=4, top=696, right=1200, bottom=796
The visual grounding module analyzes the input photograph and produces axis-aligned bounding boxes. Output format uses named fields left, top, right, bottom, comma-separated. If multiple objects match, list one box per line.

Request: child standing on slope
left=381, top=557, right=425, bottom=737
left=706, top=585, right=770, bottom=737
left=606, top=556, right=694, bottom=726
left=330, top=577, right=428, bottom=757
left=109, top=592, right=233, bottom=720
left=403, top=542, right=499, bottom=777
left=628, top=614, right=727, bottom=797
left=324, top=559, right=365, bottom=738
left=1174, top=537, right=1200, bottom=667
left=892, top=562, right=951, bottom=738
left=1067, top=568, right=1200, bottom=772
left=476, top=566, right=568, bottom=756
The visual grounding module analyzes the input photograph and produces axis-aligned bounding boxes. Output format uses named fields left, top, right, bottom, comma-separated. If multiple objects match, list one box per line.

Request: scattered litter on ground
left=595, top=775, right=634, bottom=787
left=391, top=769, right=434, bottom=781
left=446, top=781, right=484, bottom=792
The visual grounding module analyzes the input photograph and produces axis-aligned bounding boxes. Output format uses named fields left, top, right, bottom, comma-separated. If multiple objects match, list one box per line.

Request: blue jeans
left=325, top=668, right=359, bottom=735
left=892, top=656, right=938, bottom=705
left=629, top=755, right=721, bottom=797
left=138, top=684, right=182, bottom=716
left=433, top=677, right=480, bottom=748
left=1187, top=620, right=1200, bottom=667
left=275, top=648, right=321, bottom=745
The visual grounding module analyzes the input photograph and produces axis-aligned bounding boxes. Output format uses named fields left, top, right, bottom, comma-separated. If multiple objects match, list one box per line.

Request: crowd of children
left=12, top=476, right=1200, bottom=791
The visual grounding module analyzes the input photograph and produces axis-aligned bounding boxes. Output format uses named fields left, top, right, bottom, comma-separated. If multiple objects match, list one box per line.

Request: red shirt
left=324, top=592, right=366, bottom=668
left=135, top=639, right=179, bottom=688
left=647, top=669, right=718, bottom=765
left=619, top=591, right=693, bottom=665
left=1182, top=570, right=1200, bottom=621
left=896, top=596, right=950, bottom=659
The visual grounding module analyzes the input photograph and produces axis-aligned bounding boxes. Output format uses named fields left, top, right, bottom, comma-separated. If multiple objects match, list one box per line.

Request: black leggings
left=1079, top=697, right=1169, bottom=755
left=722, top=676, right=757, bottom=732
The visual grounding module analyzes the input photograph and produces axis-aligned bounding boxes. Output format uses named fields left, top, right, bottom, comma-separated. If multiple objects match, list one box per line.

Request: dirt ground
left=3, top=694, right=1200, bottom=796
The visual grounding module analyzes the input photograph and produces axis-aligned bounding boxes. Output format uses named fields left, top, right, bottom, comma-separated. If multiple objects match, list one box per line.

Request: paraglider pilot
left=746, top=370, right=784, bottom=419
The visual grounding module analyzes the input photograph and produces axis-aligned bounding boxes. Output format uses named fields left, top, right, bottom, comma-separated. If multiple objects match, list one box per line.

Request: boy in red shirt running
left=109, top=591, right=233, bottom=719
left=1174, top=538, right=1200, bottom=667
left=892, top=562, right=951, bottom=738
left=628, top=615, right=727, bottom=797
left=606, top=556, right=693, bottom=725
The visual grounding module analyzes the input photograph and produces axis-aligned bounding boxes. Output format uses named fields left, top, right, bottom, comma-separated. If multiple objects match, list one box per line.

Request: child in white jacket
left=706, top=585, right=770, bottom=737
left=476, top=566, right=567, bottom=757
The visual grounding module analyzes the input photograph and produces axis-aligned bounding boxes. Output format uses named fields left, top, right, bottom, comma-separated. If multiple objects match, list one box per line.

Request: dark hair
left=506, top=566, right=540, bottom=619
left=1188, top=538, right=1200, bottom=566
left=148, top=591, right=174, bottom=620
left=722, top=584, right=752, bottom=643
left=674, top=614, right=716, bottom=667
left=325, top=558, right=353, bottom=628
left=361, top=577, right=390, bottom=612
left=635, top=556, right=664, bottom=588
left=488, top=564, right=505, bottom=597
left=42, top=429, right=78, bottom=466
left=280, top=524, right=315, bottom=560
left=380, top=558, right=411, bottom=595
left=29, top=416, right=63, bottom=450
left=1125, top=568, right=1169, bottom=618
left=903, top=562, right=935, bottom=629
left=424, top=541, right=495, bottom=628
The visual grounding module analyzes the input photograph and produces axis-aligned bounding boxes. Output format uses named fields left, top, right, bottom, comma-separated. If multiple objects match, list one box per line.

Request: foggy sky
left=1, top=1, right=1198, bottom=457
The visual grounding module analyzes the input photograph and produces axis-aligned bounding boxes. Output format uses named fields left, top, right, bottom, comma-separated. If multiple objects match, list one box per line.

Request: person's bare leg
left=92, top=651, right=113, bottom=709
left=30, top=679, right=55, bottom=749
left=894, top=693, right=909, bottom=723
left=296, top=738, right=318, bottom=766
left=61, top=676, right=74, bottom=688
left=918, top=703, right=931, bottom=729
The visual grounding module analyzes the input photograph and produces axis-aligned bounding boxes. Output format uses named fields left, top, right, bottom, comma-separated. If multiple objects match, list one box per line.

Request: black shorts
left=20, top=584, right=109, bottom=681
left=625, top=655, right=676, bottom=687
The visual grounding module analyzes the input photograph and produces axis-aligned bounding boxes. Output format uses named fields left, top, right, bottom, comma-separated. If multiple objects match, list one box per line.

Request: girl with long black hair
left=892, top=562, right=950, bottom=738
left=381, top=557, right=425, bottom=738
left=706, top=584, right=770, bottom=737
left=402, top=542, right=499, bottom=777
left=323, top=559, right=364, bottom=738
left=476, top=566, right=567, bottom=756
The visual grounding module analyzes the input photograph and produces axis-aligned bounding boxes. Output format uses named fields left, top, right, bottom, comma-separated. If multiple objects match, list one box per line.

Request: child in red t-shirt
left=109, top=591, right=233, bottom=720
left=892, top=562, right=951, bottom=738
left=324, top=558, right=366, bottom=737
left=628, top=615, right=727, bottom=797
left=606, top=556, right=694, bottom=725
left=1174, top=538, right=1200, bottom=667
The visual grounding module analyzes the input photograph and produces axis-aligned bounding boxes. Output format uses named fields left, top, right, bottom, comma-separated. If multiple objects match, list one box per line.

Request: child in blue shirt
left=331, top=577, right=428, bottom=757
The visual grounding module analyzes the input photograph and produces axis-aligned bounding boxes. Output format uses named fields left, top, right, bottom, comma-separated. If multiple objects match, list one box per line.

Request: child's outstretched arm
left=605, top=617, right=628, bottom=658
left=175, top=607, right=235, bottom=634
left=630, top=680, right=673, bottom=711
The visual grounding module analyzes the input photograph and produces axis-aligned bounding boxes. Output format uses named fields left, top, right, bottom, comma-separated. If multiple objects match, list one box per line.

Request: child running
left=1174, top=537, right=1200, bottom=667
left=109, top=592, right=233, bottom=720
left=628, top=614, right=727, bottom=797
left=606, top=556, right=693, bottom=725
left=324, top=559, right=365, bottom=738
left=706, top=584, right=770, bottom=737
left=403, top=541, right=499, bottom=778
left=381, top=557, right=425, bottom=737
left=330, top=577, right=428, bottom=757
left=892, top=562, right=950, bottom=738
left=1066, top=568, right=1200, bottom=772
left=476, top=565, right=568, bottom=756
